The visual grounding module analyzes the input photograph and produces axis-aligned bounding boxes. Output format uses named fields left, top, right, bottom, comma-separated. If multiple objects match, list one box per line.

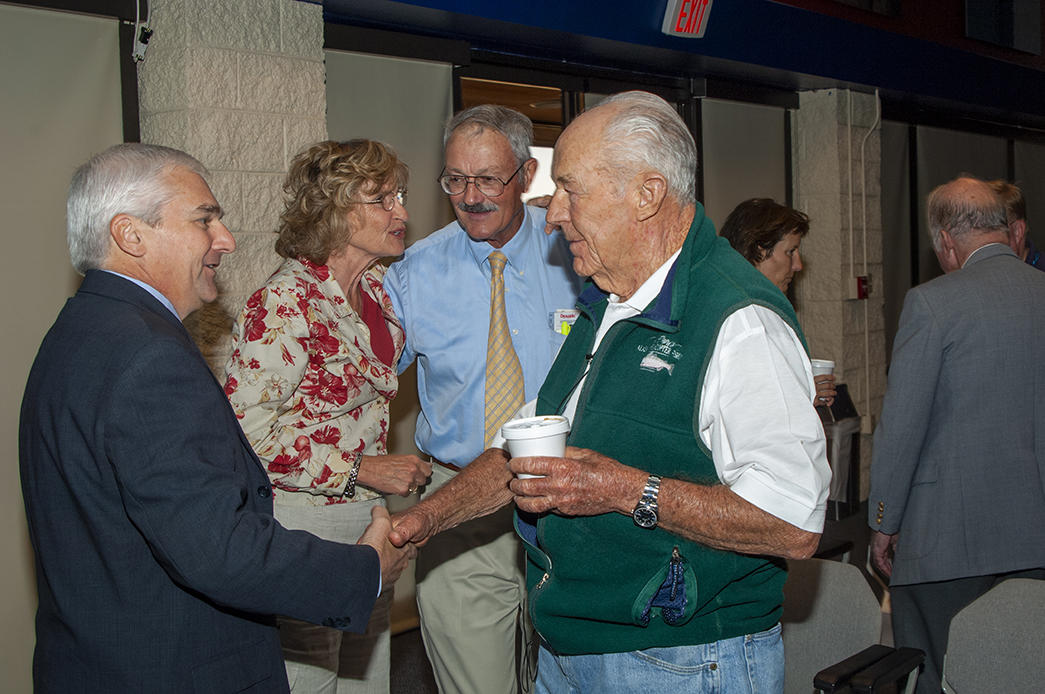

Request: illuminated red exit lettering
left=662, top=0, right=714, bottom=38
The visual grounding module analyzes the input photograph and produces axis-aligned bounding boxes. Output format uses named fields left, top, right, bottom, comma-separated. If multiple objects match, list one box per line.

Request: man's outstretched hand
left=359, top=505, right=417, bottom=591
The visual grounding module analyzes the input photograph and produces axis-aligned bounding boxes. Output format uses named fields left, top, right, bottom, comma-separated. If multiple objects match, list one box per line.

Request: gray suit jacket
left=20, top=271, right=380, bottom=693
left=869, top=243, right=1045, bottom=586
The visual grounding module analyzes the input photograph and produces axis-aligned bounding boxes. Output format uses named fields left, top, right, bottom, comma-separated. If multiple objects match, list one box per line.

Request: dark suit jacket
left=19, top=271, right=380, bottom=693
left=869, top=244, right=1045, bottom=586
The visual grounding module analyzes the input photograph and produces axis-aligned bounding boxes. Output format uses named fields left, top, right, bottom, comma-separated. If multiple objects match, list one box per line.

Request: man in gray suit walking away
left=869, top=176, right=1045, bottom=694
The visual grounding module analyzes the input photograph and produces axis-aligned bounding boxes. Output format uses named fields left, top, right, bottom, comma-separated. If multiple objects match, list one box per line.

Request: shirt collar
left=608, top=248, right=682, bottom=313
left=102, top=270, right=180, bottom=319
left=961, top=242, right=1014, bottom=269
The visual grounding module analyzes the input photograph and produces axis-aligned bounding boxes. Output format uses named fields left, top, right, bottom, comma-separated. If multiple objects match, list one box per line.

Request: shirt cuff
left=729, top=471, right=827, bottom=533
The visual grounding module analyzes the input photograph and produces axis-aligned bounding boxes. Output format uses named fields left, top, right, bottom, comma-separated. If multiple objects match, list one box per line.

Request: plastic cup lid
left=501, top=415, right=571, bottom=439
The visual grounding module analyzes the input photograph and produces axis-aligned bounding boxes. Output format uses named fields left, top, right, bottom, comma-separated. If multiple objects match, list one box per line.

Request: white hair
left=67, top=143, right=209, bottom=274
left=585, top=91, right=697, bottom=205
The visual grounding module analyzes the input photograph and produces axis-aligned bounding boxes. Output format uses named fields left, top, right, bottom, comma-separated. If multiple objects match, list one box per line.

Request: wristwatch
left=632, top=475, right=662, bottom=529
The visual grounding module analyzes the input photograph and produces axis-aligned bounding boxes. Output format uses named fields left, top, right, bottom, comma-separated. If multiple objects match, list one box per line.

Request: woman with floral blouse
left=224, top=139, right=431, bottom=694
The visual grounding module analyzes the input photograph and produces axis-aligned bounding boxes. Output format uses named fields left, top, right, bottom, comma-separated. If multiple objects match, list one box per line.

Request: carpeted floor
left=390, top=627, right=438, bottom=694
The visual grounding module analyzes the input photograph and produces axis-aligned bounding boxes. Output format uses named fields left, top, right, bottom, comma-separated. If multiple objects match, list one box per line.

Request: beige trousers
left=274, top=497, right=392, bottom=694
left=414, top=463, right=536, bottom=694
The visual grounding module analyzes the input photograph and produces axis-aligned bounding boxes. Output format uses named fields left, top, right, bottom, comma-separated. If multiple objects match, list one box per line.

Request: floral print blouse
left=224, top=257, right=405, bottom=506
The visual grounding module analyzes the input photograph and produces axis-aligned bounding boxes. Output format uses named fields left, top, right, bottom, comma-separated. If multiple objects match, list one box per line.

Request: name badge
left=550, top=309, right=579, bottom=336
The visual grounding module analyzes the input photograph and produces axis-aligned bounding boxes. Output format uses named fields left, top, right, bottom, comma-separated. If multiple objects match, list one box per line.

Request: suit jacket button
left=258, top=486, right=271, bottom=498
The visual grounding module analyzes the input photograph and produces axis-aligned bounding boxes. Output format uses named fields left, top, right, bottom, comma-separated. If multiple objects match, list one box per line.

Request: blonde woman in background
left=225, top=140, right=430, bottom=693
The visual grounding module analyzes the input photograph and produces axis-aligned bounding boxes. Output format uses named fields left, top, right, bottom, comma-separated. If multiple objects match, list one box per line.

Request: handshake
left=356, top=447, right=516, bottom=592
left=358, top=441, right=633, bottom=593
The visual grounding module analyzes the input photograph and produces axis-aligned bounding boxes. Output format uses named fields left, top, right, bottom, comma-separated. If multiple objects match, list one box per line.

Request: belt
left=432, top=458, right=462, bottom=473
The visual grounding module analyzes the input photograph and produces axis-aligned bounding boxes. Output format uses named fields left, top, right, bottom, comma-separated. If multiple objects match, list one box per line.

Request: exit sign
left=662, top=0, right=714, bottom=38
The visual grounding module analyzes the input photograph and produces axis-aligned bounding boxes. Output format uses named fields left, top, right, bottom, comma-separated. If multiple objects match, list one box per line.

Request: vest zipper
left=528, top=542, right=553, bottom=637
left=670, top=547, right=682, bottom=601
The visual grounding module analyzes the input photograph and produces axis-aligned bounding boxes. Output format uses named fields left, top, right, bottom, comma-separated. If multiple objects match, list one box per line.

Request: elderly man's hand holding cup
left=501, top=416, right=570, bottom=479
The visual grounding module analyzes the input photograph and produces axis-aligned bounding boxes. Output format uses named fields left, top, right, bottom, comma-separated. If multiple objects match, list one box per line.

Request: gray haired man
left=391, top=92, right=830, bottom=694
left=869, top=176, right=1045, bottom=694
left=20, top=144, right=413, bottom=693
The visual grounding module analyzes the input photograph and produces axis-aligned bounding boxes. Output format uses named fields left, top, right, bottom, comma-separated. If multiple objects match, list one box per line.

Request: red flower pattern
left=242, top=291, right=269, bottom=342
left=310, top=426, right=340, bottom=445
left=224, top=258, right=403, bottom=506
left=299, top=366, right=348, bottom=406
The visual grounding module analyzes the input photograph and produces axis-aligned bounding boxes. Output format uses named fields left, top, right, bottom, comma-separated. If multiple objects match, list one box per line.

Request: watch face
left=633, top=507, right=658, bottom=528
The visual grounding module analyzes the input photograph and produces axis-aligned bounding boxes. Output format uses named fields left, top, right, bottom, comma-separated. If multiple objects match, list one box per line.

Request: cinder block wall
left=792, top=89, right=887, bottom=497
left=138, top=0, right=326, bottom=372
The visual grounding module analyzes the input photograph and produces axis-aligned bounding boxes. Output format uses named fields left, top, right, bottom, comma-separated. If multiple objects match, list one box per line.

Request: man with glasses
left=384, top=105, right=582, bottom=694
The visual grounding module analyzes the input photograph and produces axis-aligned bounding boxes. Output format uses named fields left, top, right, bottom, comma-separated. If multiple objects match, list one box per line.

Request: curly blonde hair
left=275, top=140, right=409, bottom=264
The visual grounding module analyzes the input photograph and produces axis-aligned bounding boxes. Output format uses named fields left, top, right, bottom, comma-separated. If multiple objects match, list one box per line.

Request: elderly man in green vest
left=391, top=91, right=831, bottom=694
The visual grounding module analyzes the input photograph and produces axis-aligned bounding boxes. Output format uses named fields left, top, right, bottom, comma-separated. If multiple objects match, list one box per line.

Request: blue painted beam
left=323, top=0, right=1045, bottom=127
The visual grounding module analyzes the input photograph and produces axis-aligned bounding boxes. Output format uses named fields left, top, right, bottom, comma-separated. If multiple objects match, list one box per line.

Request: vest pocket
left=633, top=547, right=698, bottom=627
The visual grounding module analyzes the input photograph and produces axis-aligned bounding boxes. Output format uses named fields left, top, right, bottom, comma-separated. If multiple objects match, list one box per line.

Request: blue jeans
left=535, top=623, right=783, bottom=694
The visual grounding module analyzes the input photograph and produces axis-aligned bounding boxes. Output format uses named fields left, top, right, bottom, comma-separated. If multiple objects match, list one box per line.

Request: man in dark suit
left=869, top=176, right=1045, bottom=694
left=19, top=143, right=416, bottom=693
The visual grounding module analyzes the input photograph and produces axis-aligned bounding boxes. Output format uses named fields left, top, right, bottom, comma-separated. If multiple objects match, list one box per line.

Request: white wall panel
left=701, top=98, right=787, bottom=230
left=326, top=50, right=455, bottom=247
left=0, top=5, right=123, bottom=692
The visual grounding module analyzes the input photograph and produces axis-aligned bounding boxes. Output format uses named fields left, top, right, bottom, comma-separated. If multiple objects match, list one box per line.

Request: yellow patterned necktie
left=484, top=251, right=525, bottom=447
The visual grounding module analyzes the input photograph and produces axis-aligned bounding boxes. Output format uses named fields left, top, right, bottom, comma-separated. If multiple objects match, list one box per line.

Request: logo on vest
left=638, top=336, right=683, bottom=375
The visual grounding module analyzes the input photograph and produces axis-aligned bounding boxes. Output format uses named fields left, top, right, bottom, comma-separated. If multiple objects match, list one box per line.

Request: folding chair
left=782, top=558, right=923, bottom=693
left=941, top=578, right=1045, bottom=694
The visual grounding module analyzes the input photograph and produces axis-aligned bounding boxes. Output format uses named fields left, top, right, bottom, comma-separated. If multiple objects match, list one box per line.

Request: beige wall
left=701, top=98, right=788, bottom=229
left=137, top=0, right=329, bottom=373
left=0, top=5, right=125, bottom=691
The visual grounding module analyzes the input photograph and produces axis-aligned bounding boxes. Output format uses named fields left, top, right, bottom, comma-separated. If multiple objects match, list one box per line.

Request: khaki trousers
left=275, top=497, right=392, bottom=694
left=414, top=463, right=535, bottom=694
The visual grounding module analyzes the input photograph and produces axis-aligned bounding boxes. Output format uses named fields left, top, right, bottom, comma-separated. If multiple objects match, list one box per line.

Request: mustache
left=457, top=201, right=499, bottom=214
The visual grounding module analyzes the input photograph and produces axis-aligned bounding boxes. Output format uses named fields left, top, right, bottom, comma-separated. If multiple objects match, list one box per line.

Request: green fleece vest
left=520, top=204, right=806, bottom=655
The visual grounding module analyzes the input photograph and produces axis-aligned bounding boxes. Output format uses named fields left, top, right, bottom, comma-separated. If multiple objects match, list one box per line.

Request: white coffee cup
left=810, top=359, right=835, bottom=377
left=501, top=415, right=570, bottom=479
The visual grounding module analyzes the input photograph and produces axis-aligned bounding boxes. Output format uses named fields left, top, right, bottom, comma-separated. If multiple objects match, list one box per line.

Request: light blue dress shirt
left=102, top=270, right=180, bottom=319
left=384, top=206, right=583, bottom=467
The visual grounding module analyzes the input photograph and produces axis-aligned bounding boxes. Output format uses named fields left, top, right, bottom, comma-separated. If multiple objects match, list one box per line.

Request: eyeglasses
left=352, top=189, right=407, bottom=211
left=438, top=162, right=526, bottom=197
